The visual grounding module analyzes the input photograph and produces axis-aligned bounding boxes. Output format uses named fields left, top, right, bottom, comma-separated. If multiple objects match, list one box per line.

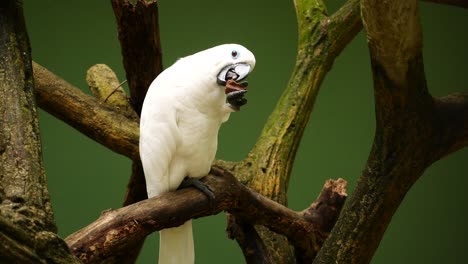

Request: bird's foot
left=178, top=177, right=215, bottom=208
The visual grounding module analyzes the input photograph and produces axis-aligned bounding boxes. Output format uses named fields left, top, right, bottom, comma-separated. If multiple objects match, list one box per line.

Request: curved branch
left=65, top=167, right=347, bottom=264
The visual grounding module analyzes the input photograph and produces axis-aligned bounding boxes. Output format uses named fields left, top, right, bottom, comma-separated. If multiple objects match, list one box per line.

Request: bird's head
left=179, top=44, right=255, bottom=114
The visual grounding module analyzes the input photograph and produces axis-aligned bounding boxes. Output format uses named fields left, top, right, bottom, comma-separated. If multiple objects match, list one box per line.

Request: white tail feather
left=158, top=220, right=194, bottom=264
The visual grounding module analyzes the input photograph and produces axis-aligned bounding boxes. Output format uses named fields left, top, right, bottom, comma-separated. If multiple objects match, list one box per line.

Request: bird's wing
left=139, top=98, right=181, bottom=198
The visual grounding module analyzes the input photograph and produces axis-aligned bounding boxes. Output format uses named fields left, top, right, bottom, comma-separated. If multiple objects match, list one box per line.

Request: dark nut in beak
left=225, top=79, right=248, bottom=111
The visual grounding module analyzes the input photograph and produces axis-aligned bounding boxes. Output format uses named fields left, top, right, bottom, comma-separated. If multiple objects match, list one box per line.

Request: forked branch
left=314, top=1, right=468, bottom=263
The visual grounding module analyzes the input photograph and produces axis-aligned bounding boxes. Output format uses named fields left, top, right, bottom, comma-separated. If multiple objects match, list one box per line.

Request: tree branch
left=111, top=0, right=163, bottom=115
left=65, top=167, right=347, bottom=264
left=314, top=1, right=438, bottom=263
left=33, top=62, right=140, bottom=161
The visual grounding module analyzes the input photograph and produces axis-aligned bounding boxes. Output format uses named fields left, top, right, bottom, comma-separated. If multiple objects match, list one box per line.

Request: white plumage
left=139, top=44, right=255, bottom=264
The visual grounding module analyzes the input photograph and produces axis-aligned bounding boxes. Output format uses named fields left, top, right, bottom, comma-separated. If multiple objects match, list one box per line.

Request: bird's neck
left=178, top=82, right=231, bottom=123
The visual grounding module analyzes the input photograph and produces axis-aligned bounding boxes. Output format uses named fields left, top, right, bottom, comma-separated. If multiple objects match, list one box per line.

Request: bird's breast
left=175, top=112, right=221, bottom=178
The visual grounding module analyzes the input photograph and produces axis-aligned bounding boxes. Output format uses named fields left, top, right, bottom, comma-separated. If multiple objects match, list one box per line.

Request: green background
left=23, top=0, right=467, bottom=263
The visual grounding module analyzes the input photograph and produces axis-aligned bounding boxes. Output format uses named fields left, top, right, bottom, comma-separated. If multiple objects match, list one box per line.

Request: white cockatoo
left=139, top=44, right=255, bottom=264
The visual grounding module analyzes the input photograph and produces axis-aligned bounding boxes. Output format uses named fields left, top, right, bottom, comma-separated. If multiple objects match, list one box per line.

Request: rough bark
left=65, top=167, right=347, bottom=263
left=0, top=1, right=79, bottom=263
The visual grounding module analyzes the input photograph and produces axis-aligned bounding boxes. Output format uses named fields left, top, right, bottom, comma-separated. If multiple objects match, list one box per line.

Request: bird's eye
left=231, top=50, right=239, bottom=59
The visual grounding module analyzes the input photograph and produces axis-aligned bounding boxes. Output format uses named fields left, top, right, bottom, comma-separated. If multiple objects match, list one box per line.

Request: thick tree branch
left=65, top=168, right=347, bottom=264
left=33, top=62, right=140, bottom=161
left=314, top=1, right=439, bottom=263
